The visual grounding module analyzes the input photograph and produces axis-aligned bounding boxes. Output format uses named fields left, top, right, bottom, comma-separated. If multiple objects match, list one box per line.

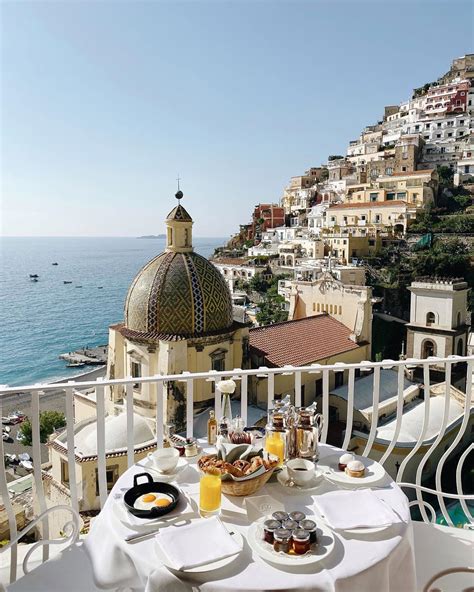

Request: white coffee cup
left=147, top=447, right=179, bottom=474
left=286, top=458, right=315, bottom=486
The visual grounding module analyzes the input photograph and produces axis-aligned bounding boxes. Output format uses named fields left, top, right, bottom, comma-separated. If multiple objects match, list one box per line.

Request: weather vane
left=175, top=175, right=183, bottom=201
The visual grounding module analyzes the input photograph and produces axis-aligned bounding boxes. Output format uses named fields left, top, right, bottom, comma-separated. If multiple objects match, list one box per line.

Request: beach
left=1, top=366, right=106, bottom=464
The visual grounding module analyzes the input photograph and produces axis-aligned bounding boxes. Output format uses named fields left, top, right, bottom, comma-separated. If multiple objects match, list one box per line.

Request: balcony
left=1, top=356, right=473, bottom=590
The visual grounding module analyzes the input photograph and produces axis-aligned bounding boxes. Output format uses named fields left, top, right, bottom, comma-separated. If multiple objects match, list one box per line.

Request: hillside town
left=212, top=54, right=474, bottom=360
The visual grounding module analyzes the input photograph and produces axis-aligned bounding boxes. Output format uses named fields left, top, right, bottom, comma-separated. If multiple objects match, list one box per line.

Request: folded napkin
left=314, top=489, right=399, bottom=530
left=155, top=516, right=242, bottom=570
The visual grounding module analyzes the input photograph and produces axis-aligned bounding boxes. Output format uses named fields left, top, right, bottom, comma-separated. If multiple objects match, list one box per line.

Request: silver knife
left=125, top=528, right=160, bottom=543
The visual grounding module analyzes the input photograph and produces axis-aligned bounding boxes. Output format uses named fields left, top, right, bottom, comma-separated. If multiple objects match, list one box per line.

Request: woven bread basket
left=198, top=456, right=276, bottom=496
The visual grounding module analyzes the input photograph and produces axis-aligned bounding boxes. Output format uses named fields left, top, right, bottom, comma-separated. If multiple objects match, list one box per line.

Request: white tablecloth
left=84, top=444, right=416, bottom=592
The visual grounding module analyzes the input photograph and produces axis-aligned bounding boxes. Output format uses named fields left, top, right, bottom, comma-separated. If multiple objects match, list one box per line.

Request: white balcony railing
left=1, top=356, right=473, bottom=584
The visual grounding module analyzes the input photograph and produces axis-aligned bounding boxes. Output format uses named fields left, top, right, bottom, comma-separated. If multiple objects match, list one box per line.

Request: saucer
left=277, top=466, right=323, bottom=492
left=138, top=456, right=188, bottom=480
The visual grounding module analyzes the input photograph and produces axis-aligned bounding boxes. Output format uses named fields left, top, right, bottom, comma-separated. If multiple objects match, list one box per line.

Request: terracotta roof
left=249, top=314, right=361, bottom=367
left=390, top=169, right=435, bottom=177
left=328, top=200, right=407, bottom=210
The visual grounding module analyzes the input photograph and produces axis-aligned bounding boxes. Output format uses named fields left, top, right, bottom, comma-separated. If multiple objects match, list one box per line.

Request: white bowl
left=286, top=458, right=315, bottom=486
left=147, top=447, right=179, bottom=473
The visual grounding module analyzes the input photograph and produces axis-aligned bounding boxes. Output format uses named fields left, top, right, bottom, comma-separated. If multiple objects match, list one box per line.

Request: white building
left=406, top=277, right=470, bottom=359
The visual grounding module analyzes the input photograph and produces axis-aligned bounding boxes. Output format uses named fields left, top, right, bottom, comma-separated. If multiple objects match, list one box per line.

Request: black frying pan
left=123, top=472, right=180, bottom=518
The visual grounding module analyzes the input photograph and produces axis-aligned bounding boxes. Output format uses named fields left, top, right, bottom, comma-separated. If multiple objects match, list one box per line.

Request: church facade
left=102, top=193, right=250, bottom=428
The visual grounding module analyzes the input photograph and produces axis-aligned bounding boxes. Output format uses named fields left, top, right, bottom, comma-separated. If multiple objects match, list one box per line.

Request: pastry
left=345, top=459, right=365, bottom=478
left=338, top=452, right=355, bottom=471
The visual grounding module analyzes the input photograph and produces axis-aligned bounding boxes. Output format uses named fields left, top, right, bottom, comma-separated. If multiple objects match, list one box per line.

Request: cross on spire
left=175, top=174, right=183, bottom=201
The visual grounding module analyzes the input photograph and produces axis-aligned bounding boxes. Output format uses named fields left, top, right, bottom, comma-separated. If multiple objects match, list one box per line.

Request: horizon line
left=0, top=235, right=230, bottom=239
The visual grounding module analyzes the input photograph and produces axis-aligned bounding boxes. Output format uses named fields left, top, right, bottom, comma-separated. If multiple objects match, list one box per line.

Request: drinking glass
left=265, top=431, right=285, bottom=467
left=199, top=469, right=221, bottom=517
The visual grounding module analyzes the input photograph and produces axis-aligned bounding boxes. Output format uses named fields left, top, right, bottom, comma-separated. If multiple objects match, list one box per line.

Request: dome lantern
left=165, top=190, right=193, bottom=253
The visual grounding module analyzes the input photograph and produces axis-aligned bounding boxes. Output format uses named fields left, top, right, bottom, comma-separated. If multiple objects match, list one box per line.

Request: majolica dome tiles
left=125, top=251, right=233, bottom=338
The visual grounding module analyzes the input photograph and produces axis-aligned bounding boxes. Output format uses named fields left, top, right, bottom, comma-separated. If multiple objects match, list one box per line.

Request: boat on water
left=66, top=361, right=86, bottom=368
left=29, top=274, right=39, bottom=278
left=98, top=286, right=103, bottom=289
left=63, top=281, right=73, bottom=284
left=31, top=278, right=39, bottom=282
left=52, top=262, right=59, bottom=265
left=76, top=285, right=83, bottom=288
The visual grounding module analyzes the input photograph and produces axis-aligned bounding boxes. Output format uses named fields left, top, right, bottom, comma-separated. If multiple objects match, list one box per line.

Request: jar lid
left=299, top=519, right=317, bottom=531
left=282, top=519, right=299, bottom=530
left=292, top=528, right=310, bottom=541
left=289, top=511, right=306, bottom=522
left=272, top=511, right=289, bottom=521
left=263, top=519, right=281, bottom=531
left=273, top=528, right=292, bottom=542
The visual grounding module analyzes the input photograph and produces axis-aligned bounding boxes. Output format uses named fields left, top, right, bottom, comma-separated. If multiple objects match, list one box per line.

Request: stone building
left=406, top=277, right=470, bottom=359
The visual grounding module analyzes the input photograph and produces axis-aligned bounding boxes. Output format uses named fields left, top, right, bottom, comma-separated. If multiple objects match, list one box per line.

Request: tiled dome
left=124, top=251, right=234, bottom=338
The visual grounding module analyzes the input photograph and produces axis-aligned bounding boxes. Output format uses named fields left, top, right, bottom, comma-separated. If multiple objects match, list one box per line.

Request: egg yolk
left=142, top=494, right=156, bottom=503
left=155, top=498, right=171, bottom=507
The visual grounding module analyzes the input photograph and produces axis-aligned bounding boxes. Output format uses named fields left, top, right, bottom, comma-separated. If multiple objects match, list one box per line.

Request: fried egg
left=133, top=492, right=173, bottom=511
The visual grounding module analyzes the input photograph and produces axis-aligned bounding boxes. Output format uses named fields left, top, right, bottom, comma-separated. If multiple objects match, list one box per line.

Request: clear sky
left=1, top=1, right=472, bottom=237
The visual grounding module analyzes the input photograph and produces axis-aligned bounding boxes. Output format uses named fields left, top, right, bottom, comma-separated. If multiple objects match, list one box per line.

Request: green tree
left=19, top=411, right=66, bottom=446
left=437, top=165, right=454, bottom=185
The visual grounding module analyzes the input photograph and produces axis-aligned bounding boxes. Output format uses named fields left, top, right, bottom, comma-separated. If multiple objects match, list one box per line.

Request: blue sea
left=0, top=237, right=225, bottom=387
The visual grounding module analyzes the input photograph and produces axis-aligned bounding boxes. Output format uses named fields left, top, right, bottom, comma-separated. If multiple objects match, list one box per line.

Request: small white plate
left=137, top=456, right=188, bottom=480
left=276, top=467, right=323, bottom=493
left=319, top=454, right=386, bottom=487
left=155, top=528, right=243, bottom=573
left=247, top=516, right=335, bottom=568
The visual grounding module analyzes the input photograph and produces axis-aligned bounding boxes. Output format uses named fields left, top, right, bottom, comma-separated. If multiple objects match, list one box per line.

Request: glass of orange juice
left=265, top=431, right=285, bottom=467
left=199, top=469, right=221, bottom=517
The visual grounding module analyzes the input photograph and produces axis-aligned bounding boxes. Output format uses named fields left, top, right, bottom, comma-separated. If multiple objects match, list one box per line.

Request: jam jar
left=272, top=511, right=289, bottom=522
left=263, top=519, right=281, bottom=544
left=282, top=519, right=299, bottom=531
left=292, top=529, right=311, bottom=555
left=273, top=528, right=292, bottom=553
left=299, top=519, right=317, bottom=544
left=289, top=511, right=306, bottom=522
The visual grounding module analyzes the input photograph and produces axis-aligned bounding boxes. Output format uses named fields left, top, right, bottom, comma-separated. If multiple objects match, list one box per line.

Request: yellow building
left=101, top=192, right=249, bottom=425
left=326, top=200, right=417, bottom=233
left=323, top=232, right=381, bottom=263
left=345, top=169, right=437, bottom=208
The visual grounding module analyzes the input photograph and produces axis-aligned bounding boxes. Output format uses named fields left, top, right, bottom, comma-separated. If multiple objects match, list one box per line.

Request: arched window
left=422, top=339, right=436, bottom=359
left=316, top=303, right=320, bottom=312
left=457, top=339, right=464, bottom=356
left=339, top=305, right=342, bottom=315
left=330, top=304, right=333, bottom=314
left=457, top=312, right=462, bottom=327
left=426, top=312, right=436, bottom=326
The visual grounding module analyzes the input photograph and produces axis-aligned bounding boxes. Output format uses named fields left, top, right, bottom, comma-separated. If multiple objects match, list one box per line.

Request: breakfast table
left=84, top=442, right=417, bottom=592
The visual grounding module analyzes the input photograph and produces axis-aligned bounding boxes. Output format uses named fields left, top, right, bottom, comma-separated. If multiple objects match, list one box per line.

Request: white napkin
left=155, top=516, right=242, bottom=570
left=314, top=489, right=399, bottom=530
